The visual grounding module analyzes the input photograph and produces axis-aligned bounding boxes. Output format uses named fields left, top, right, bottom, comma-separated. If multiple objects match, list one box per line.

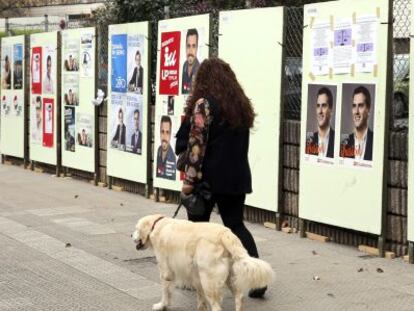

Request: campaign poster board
left=61, top=27, right=95, bottom=173
left=407, top=0, right=414, bottom=242
left=299, top=0, right=391, bottom=234
left=107, top=22, right=149, bottom=183
left=153, top=14, right=210, bottom=191
left=29, top=31, right=59, bottom=165
left=0, top=35, right=25, bottom=158
left=218, top=8, right=284, bottom=211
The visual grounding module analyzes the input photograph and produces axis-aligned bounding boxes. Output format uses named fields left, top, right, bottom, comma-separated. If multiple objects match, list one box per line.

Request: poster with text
left=304, top=84, right=337, bottom=165
left=111, top=34, right=127, bottom=93
left=64, top=106, right=75, bottom=152
left=339, top=83, right=375, bottom=168
left=31, top=95, right=43, bottom=144
left=125, top=94, right=143, bottom=154
left=354, top=16, right=378, bottom=73
left=63, top=74, right=79, bottom=106
left=311, top=22, right=332, bottom=76
left=2, top=45, right=12, bottom=90
left=13, top=44, right=23, bottom=89
left=127, top=34, right=145, bottom=95
left=76, top=113, right=93, bottom=148
left=31, top=46, right=42, bottom=94
left=43, top=46, right=55, bottom=95
left=333, top=19, right=353, bottom=74
left=159, top=31, right=181, bottom=95
left=12, top=94, right=23, bottom=117
left=1, top=95, right=10, bottom=117
left=80, top=32, right=93, bottom=77
left=42, top=98, right=54, bottom=147
left=63, top=38, right=79, bottom=72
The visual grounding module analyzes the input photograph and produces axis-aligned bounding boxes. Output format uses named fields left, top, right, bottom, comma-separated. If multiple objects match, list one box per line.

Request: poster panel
left=218, top=8, right=284, bottom=211
left=153, top=14, right=210, bottom=191
left=29, top=31, right=58, bottom=165
left=0, top=36, right=25, bottom=158
left=407, top=0, right=414, bottom=242
left=299, top=0, right=391, bottom=234
left=61, top=27, right=96, bottom=173
left=107, top=22, right=149, bottom=184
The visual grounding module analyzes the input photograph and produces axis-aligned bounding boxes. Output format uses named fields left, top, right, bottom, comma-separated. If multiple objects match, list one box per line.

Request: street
left=1, top=163, right=414, bottom=310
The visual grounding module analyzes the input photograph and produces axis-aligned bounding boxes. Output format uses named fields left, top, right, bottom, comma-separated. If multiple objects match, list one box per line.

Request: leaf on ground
left=357, top=268, right=364, bottom=272
left=65, top=243, right=72, bottom=248
left=376, top=268, right=384, bottom=273
left=312, top=250, right=318, bottom=255
left=74, top=195, right=79, bottom=199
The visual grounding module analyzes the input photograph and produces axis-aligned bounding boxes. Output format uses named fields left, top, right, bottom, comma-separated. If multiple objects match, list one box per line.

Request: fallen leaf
left=65, top=243, right=72, bottom=248
left=357, top=268, right=364, bottom=272
left=376, top=268, right=384, bottom=273
left=120, top=203, right=124, bottom=206
left=327, top=293, right=335, bottom=298
left=74, top=195, right=79, bottom=199
left=312, top=250, right=318, bottom=255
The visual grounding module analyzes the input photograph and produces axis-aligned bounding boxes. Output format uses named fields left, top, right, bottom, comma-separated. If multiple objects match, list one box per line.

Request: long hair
left=186, top=57, right=255, bottom=128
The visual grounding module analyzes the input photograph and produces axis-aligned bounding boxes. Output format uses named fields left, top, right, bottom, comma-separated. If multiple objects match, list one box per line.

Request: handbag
left=180, top=181, right=212, bottom=216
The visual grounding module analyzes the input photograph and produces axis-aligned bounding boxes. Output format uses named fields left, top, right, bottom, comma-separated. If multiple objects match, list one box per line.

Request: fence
left=1, top=0, right=412, bottom=257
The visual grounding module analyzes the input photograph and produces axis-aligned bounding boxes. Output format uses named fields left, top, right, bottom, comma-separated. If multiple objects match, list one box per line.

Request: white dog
left=132, top=214, right=274, bottom=311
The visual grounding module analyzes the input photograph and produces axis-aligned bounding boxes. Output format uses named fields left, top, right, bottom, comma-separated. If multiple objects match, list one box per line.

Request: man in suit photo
left=131, top=109, right=142, bottom=154
left=112, top=107, right=126, bottom=150
left=340, top=85, right=373, bottom=161
left=305, top=86, right=335, bottom=158
left=128, top=50, right=144, bottom=94
left=181, top=28, right=200, bottom=94
left=156, top=115, right=176, bottom=180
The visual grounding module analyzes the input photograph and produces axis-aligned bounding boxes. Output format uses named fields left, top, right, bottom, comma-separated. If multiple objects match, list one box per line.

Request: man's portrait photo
left=130, top=109, right=142, bottom=155
left=181, top=28, right=200, bottom=94
left=156, top=115, right=176, bottom=180
left=111, top=107, right=127, bottom=150
left=128, top=50, right=144, bottom=94
left=43, top=55, right=54, bottom=94
left=305, top=84, right=337, bottom=159
left=340, top=83, right=375, bottom=162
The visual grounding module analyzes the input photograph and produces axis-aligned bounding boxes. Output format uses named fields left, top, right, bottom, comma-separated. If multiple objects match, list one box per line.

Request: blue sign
left=111, top=34, right=127, bottom=93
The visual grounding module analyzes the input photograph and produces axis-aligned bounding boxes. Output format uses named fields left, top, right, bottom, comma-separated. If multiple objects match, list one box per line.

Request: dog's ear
left=138, top=217, right=153, bottom=246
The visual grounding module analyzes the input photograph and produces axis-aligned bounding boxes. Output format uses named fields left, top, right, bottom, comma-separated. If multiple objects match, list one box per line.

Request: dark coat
left=129, top=66, right=143, bottom=90
left=311, top=128, right=335, bottom=158
left=131, top=130, right=142, bottom=154
left=176, top=97, right=252, bottom=195
left=112, top=124, right=126, bottom=145
left=342, top=128, right=373, bottom=161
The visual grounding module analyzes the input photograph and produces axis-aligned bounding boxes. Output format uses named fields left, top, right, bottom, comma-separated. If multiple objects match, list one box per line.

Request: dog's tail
left=220, top=229, right=274, bottom=291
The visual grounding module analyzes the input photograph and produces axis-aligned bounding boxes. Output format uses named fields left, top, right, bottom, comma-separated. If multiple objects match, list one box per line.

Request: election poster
left=42, top=98, right=54, bottom=147
left=111, top=34, right=128, bottom=93
left=64, top=106, right=75, bottom=152
left=76, top=113, right=93, bottom=148
left=13, top=44, right=23, bottom=90
left=31, top=46, right=42, bottom=94
left=159, top=31, right=181, bottom=95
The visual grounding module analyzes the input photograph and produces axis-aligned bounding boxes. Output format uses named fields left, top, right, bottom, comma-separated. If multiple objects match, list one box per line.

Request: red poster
left=42, top=98, right=54, bottom=147
left=31, top=47, right=42, bottom=94
left=159, top=31, right=181, bottom=95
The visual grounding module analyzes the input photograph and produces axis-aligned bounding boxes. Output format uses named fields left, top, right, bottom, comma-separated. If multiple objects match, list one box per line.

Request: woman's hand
left=182, top=184, right=194, bottom=194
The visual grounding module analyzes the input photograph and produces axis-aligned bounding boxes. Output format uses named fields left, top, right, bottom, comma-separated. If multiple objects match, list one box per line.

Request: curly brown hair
left=185, top=57, right=255, bottom=128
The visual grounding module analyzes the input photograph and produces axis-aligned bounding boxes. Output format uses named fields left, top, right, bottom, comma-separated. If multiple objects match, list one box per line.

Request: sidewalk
left=1, top=163, right=414, bottom=311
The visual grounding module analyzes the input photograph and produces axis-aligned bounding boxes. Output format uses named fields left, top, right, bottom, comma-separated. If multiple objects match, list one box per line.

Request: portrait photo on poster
left=13, top=44, right=23, bottom=90
left=339, top=82, right=376, bottom=168
left=156, top=115, right=177, bottom=181
left=126, top=94, right=143, bottom=155
left=80, top=32, right=93, bottom=77
left=162, top=95, right=175, bottom=115
left=76, top=113, right=93, bottom=148
left=2, top=45, right=12, bottom=90
left=43, top=48, right=55, bottom=95
left=305, top=84, right=337, bottom=164
left=64, top=106, right=76, bottom=152
left=31, top=47, right=42, bottom=94
left=42, top=99, right=54, bottom=148
left=127, top=34, right=145, bottom=95
left=12, top=94, right=22, bottom=117
left=31, top=95, right=43, bottom=144
left=63, top=75, right=79, bottom=106
left=110, top=93, right=127, bottom=151
left=181, top=27, right=204, bottom=95
left=63, top=38, right=79, bottom=72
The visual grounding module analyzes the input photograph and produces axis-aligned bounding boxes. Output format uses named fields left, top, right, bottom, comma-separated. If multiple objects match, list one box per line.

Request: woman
left=176, top=57, right=267, bottom=298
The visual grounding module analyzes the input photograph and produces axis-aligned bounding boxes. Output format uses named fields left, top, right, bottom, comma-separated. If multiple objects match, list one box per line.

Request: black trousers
left=187, top=193, right=259, bottom=258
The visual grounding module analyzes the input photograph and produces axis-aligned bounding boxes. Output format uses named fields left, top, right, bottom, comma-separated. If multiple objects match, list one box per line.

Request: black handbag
left=180, top=181, right=212, bottom=216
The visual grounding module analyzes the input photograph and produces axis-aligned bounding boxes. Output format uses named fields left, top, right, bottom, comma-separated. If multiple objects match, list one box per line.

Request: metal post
left=44, top=14, right=49, bottom=32
left=5, top=17, right=10, bottom=36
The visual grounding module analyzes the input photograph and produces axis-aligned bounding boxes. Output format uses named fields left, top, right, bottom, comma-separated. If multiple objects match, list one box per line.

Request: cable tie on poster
left=277, top=41, right=285, bottom=48
left=144, top=36, right=153, bottom=42
left=303, top=24, right=309, bottom=29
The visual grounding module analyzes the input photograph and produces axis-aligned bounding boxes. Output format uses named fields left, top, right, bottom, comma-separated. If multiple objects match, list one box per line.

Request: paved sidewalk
left=1, top=164, right=414, bottom=311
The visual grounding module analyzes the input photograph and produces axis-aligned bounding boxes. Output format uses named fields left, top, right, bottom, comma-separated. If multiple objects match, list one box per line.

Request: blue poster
left=13, top=44, right=23, bottom=90
left=111, top=34, right=127, bottom=93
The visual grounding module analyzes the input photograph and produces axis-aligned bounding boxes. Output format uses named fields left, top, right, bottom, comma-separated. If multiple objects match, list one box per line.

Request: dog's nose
left=130, top=233, right=133, bottom=238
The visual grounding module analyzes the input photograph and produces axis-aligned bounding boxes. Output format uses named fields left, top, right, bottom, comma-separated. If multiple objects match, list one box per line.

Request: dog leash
left=172, top=202, right=182, bottom=219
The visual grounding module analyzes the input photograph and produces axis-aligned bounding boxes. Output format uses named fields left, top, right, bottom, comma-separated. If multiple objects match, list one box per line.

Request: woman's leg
left=215, top=194, right=258, bottom=258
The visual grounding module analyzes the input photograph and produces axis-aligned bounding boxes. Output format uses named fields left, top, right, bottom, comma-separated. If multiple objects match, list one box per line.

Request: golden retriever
left=132, top=214, right=274, bottom=311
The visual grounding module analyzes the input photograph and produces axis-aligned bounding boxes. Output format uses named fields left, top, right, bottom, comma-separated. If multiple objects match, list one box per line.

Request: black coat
left=342, top=128, right=373, bottom=161
left=175, top=97, right=252, bottom=195
left=311, top=128, right=335, bottom=158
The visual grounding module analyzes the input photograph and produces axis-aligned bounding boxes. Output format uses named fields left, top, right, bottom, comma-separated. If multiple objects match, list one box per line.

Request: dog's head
left=132, top=214, right=165, bottom=250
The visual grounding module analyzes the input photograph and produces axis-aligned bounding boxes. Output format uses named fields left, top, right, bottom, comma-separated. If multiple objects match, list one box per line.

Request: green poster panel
left=153, top=14, right=210, bottom=191
left=107, top=22, right=149, bottom=184
left=0, top=35, right=25, bottom=158
left=219, top=7, right=284, bottom=211
left=61, top=27, right=96, bottom=173
left=29, top=31, right=59, bottom=166
left=299, top=0, right=391, bottom=234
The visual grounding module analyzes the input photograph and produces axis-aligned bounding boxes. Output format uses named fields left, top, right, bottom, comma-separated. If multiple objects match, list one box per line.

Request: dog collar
left=150, top=216, right=165, bottom=233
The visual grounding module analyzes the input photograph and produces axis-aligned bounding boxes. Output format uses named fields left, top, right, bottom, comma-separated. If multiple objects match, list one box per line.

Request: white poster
left=76, top=113, right=93, bottom=148
left=43, top=46, right=55, bottom=95
left=30, top=95, right=43, bottom=144
left=80, top=32, right=93, bottom=77
left=333, top=19, right=353, bottom=74
left=311, top=22, right=332, bottom=76
left=354, top=16, right=378, bottom=73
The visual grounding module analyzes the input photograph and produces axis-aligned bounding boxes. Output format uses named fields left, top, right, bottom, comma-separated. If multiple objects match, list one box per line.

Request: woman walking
left=176, top=57, right=267, bottom=298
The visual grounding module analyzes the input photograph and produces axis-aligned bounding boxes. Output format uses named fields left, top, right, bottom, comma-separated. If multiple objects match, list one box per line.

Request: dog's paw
left=152, top=302, right=166, bottom=311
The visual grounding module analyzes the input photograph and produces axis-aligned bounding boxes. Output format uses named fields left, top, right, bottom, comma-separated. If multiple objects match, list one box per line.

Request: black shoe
left=248, top=286, right=267, bottom=298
